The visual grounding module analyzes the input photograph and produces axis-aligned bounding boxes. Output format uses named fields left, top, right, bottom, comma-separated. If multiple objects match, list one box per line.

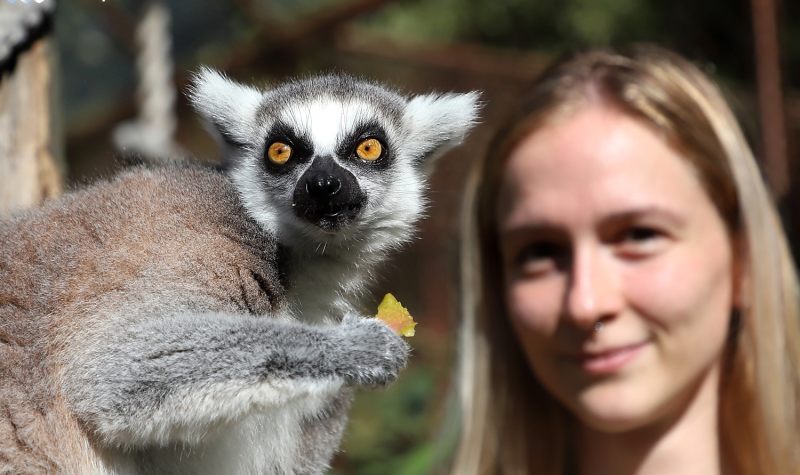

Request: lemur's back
left=0, top=163, right=285, bottom=473
left=1, top=162, right=283, bottom=317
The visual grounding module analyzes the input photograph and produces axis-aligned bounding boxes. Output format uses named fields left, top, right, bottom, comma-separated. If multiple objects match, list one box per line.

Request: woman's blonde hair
left=454, top=45, right=800, bottom=475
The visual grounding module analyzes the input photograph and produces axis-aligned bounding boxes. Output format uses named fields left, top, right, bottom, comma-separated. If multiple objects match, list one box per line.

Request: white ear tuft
left=188, top=67, right=264, bottom=147
left=403, top=91, right=482, bottom=164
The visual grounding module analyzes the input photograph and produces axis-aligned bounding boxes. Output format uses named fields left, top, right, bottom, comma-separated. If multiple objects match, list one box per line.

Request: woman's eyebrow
left=498, top=222, right=566, bottom=244
left=499, top=206, right=686, bottom=236
left=600, top=206, right=687, bottom=228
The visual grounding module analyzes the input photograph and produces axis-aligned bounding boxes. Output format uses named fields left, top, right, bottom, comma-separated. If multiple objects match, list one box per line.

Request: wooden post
left=0, top=38, right=63, bottom=215
left=751, top=0, right=789, bottom=198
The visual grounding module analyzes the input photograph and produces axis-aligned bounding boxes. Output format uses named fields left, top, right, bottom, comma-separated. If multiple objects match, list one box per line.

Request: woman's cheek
left=506, top=278, right=564, bottom=336
left=622, top=252, right=711, bottom=326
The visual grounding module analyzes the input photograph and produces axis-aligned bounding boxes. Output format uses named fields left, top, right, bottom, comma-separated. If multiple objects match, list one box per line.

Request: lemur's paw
left=336, top=315, right=410, bottom=387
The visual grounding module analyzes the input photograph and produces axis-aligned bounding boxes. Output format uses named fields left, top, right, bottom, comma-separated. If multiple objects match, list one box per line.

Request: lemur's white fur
left=192, top=69, right=480, bottom=320
left=99, top=380, right=344, bottom=475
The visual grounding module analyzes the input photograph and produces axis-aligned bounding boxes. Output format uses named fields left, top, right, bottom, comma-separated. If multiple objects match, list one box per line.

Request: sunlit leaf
left=376, top=293, right=417, bottom=337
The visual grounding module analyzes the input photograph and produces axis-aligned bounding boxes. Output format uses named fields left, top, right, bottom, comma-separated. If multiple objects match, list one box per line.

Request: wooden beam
left=0, top=40, right=63, bottom=214
left=751, top=0, right=789, bottom=198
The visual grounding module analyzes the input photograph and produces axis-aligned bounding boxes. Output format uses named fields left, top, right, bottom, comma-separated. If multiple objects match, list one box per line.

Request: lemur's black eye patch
left=263, top=122, right=313, bottom=171
left=338, top=121, right=392, bottom=170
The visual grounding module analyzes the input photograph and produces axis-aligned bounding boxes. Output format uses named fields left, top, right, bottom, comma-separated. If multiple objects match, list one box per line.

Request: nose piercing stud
left=592, top=321, right=604, bottom=334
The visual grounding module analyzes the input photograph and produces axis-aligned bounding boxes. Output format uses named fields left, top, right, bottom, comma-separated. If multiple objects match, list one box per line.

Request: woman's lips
left=569, top=342, right=649, bottom=375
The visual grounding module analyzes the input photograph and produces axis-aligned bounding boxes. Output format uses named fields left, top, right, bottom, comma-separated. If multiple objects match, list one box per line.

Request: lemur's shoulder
left=106, top=160, right=280, bottom=264
left=2, top=160, right=262, bottom=255
left=1, top=160, right=284, bottom=325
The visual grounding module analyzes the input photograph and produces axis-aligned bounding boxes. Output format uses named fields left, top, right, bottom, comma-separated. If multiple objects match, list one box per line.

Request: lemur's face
left=253, top=84, right=407, bottom=235
left=191, top=71, right=480, bottom=249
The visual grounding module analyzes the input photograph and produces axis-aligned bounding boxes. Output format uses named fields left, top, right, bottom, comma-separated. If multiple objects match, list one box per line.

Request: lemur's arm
left=63, top=313, right=407, bottom=448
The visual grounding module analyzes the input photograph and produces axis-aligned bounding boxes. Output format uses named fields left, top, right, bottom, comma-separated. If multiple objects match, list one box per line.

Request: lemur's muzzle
left=293, top=156, right=366, bottom=230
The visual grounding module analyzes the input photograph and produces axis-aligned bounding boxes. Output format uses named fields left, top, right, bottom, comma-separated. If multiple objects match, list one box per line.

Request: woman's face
left=497, top=104, right=737, bottom=432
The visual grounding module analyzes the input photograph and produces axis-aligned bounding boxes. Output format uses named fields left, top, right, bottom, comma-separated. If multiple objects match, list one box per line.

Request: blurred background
left=1, top=0, right=798, bottom=473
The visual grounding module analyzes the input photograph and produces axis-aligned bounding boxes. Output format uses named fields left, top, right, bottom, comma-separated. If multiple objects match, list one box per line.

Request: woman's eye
left=514, top=242, right=562, bottom=276
left=622, top=227, right=660, bottom=242
left=615, top=226, right=667, bottom=255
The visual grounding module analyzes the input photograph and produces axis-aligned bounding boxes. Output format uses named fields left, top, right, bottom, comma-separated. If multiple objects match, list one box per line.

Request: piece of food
left=375, top=293, right=417, bottom=337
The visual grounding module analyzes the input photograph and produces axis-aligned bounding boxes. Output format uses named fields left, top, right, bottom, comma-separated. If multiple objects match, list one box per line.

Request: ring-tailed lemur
left=0, top=70, right=480, bottom=474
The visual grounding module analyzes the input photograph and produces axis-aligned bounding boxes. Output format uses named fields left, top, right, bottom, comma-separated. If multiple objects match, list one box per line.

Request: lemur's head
left=190, top=69, right=480, bottom=252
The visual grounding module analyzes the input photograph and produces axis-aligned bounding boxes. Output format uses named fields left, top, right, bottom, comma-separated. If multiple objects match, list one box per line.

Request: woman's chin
left=575, top=410, right=649, bottom=434
left=569, top=387, right=661, bottom=434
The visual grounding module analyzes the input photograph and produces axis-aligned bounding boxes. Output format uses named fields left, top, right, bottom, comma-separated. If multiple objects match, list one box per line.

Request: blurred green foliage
left=334, top=367, right=437, bottom=475
left=332, top=329, right=459, bottom=475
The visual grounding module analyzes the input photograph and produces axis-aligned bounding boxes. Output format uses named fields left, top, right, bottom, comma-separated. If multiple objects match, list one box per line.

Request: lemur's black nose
left=293, top=155, right=365, bottom=230
left=306, top=175, right=341, bottom=199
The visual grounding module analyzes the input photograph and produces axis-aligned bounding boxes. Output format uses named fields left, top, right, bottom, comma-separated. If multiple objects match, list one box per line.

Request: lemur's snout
left=306, top=174, right=342, bottom=199
left=294, top=156, right=366, bottom=230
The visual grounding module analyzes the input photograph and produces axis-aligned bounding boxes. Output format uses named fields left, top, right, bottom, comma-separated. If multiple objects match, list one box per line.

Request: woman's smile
left=566, top=340, right=651, bottom=376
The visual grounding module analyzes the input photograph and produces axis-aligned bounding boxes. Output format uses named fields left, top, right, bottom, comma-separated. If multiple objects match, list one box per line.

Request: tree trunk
left=0, top=39, right=63, bottom=215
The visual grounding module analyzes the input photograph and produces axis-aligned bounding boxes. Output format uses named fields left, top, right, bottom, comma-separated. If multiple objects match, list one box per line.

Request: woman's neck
left=577, top=363, right=723, bottom=475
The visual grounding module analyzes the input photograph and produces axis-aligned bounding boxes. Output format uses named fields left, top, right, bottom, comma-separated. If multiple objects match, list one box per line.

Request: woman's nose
left=565, top=244, right=623, bottom=330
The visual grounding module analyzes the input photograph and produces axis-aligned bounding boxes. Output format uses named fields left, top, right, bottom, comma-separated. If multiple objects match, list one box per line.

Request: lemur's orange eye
left=356, top=138, right=383, bottom=161
left=267, top=142, right=292, bottom=165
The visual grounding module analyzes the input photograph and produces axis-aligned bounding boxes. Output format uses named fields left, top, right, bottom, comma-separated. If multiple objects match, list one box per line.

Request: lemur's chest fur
left=99, top=386, right=351, bottom=475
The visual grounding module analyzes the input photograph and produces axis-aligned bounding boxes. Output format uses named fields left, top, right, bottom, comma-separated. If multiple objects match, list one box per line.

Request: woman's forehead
left=497, top=105, right=713, bottom=227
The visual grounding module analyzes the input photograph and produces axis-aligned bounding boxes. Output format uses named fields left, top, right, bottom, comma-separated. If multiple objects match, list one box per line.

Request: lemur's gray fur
left=0, top=70, right=480, bottom=474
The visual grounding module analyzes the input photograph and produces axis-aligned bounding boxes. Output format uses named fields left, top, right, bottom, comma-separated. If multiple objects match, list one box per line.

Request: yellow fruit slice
left=376, top=293, right=417, bottom=337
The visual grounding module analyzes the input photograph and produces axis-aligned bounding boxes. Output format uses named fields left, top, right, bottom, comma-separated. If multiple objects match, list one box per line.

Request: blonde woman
left=455, top=45, right=800, bottom=474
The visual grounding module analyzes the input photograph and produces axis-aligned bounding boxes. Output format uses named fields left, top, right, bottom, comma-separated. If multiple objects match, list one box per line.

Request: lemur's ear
left=403, top=91, right=482, bottom=172
left=188, top=67, right=264, bottom=149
